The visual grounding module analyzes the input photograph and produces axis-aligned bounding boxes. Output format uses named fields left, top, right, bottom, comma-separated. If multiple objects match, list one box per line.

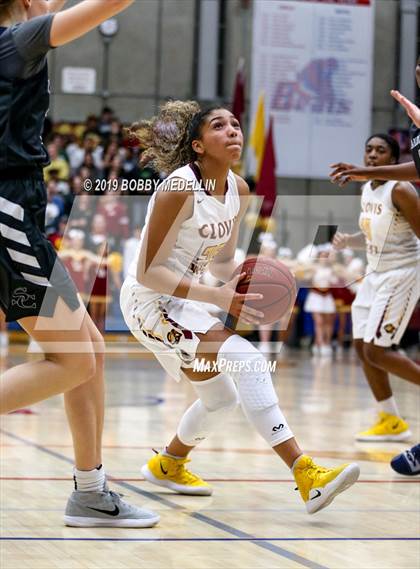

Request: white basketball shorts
left=120, top=277, right=222, bottom=381
left=352, top=265, right=420, bottom=347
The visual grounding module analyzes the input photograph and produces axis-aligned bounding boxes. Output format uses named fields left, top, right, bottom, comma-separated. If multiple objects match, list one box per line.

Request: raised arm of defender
left=330, top=162, right=419, bottom=186
left=391, top=90, right=420, bottom=128
left=50, top=0, right=134, bottom=46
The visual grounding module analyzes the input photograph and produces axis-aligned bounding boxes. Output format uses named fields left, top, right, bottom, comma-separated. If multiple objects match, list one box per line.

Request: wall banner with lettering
left=250, top=0, right=375, bottom=179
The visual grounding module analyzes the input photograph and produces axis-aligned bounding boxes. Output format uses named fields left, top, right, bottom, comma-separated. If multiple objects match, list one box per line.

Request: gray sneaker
left=64, top=489, right=160, bottom=528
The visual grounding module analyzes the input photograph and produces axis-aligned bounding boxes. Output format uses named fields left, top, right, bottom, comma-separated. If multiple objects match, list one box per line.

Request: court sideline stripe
left=0, top=476, right=418, bottom=484
left=0, top=442, right=401, bottom=462
left=0, top=428, right=328, bottom=569
left=0, top=537, right=418, bottom=542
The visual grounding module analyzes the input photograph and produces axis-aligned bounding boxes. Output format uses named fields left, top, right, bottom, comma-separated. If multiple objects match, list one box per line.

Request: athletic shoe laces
left=174, top=458, right=203, bottom=484
left=304, top=458, right=330, bottom=480
left=152, top=449, right=204, bottom=484
left=406, top=445, right=420, bottom=467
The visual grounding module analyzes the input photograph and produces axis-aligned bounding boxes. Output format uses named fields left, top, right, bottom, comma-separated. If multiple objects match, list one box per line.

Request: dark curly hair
left=126, top=100, right=225, bottom=174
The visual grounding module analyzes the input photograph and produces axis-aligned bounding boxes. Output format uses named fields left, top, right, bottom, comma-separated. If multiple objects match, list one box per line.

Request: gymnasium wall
left=50, top=1, right=403, bottom=130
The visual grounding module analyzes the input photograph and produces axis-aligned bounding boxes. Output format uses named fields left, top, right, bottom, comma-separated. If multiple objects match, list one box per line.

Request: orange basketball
left=233, top=257, right=297, bottom=324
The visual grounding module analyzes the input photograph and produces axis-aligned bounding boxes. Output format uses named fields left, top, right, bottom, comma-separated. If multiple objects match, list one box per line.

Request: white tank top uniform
left=120, top=164, right=240, bottom=381
left=352, top=180, right=420, bottom=346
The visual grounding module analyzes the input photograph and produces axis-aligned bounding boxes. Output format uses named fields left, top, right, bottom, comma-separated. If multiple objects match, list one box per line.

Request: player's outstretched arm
left=50, top=0, right=134, bottom=47
left=330, top=161, right=419, bottom=186
left=391, top=90, right=420, bottom=128
left=332, top=231, right=365, bottom=251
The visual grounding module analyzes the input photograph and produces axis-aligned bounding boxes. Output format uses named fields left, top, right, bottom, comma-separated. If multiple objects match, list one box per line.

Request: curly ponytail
left=127, top=100, right=224, bottom=174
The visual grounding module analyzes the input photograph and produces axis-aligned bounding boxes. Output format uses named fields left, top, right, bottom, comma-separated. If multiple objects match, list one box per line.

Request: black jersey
left=0, top=15, right=54, bottom=171
left=410, top=122, right=420, bottom=177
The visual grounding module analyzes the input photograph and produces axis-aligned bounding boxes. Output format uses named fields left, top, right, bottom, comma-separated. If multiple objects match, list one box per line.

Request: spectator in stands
left=96, top=193, right=129, bottom=246
left=69, top=174, right=84, bottom=196
left=89, top=213, right=110, bottom=249
left=67, top=133, right=103, bottom=172
left=104, top=154, right=123, bottom=180
left=98, top=106, right=115, bottom=138
left=81, top=150, right=103, bottom=180
left=67, top=193, right=95, bottom=234
left=88, top=241, right=122, bottom=333
left=84, top=114, right=99, bottom=137
left=102, top=140, right=121, bottom=172
left=48, top=215, right=68, bottom=251
left=59, top=229, right=90, bottom=299
left=44, top=141, right=70, bottom=182
left=45, top=180, right=65, bottom=235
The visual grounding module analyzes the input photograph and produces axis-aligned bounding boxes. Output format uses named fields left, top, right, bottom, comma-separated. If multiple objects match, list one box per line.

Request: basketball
left=233, top=257, right=297, bottom=324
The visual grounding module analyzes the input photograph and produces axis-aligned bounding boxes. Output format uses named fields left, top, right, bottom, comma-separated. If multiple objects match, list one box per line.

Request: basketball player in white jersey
left=331, top=62, right=420, bottom=475
left=120, top=101, right=360, bottom=514
left=333, top=134, right=420, bottom=444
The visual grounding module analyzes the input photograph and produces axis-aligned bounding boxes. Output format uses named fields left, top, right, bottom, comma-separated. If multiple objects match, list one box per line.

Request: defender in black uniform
left=0, top=0, right=159, bottom=527
left=329, top=57, right=420, bottom=477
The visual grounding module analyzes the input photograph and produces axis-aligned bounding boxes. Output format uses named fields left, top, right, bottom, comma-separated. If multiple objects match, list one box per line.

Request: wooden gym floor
left=0, top=342, right=419, bottom=569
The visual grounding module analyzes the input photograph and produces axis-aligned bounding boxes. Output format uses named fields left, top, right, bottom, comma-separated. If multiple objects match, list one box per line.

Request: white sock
left=73, top=464, right=106, bottom=492
left=378, top=396, right=400, bottom=417
left=291, top=454, right=304, bottom=473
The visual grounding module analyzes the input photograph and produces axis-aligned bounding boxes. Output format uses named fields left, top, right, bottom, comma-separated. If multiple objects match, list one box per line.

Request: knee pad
left=217, top=334, right=278, bottom=412
left=177, top=373, right=238, bottom=446
left=191, top=372, right=239, bottom=412
left=216, top=335, right=293, bottom=447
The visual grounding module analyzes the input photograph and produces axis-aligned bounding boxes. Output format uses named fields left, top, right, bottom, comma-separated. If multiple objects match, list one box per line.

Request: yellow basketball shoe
left=356, top=412, right=412, bottom=442
left=293, top=455, right=360, bottom=514
left=141, top=451, right=213, bottom=496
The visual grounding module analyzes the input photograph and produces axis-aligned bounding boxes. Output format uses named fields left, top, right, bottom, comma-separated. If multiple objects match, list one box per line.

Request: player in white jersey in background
left=120, top=100, right=360, bottom=514
left=333, top=134, right=420, bottom=443
left=331, top=64, right=420, bottom=475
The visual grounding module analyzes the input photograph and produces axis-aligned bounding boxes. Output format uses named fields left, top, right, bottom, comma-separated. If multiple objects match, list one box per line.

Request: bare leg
left=1, top=300, right=96, bottom=413
left=364, top=342, right=420, bottom=386
left=312, top=313, right=324, bottom=347
left=1, top=299, right=104, bottom=471
left=324, top=313, right=335, bottom=345
left=63, top=316, right=105, bottom=469
left=166, top=436, right=194, bottom=458
left=354, top=339, right=392, bottom=401
left=337, top=312, right=347, bottom=347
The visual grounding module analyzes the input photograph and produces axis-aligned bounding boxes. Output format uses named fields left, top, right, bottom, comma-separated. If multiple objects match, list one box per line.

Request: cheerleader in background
left=304, top=244, right=337, bottom=357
